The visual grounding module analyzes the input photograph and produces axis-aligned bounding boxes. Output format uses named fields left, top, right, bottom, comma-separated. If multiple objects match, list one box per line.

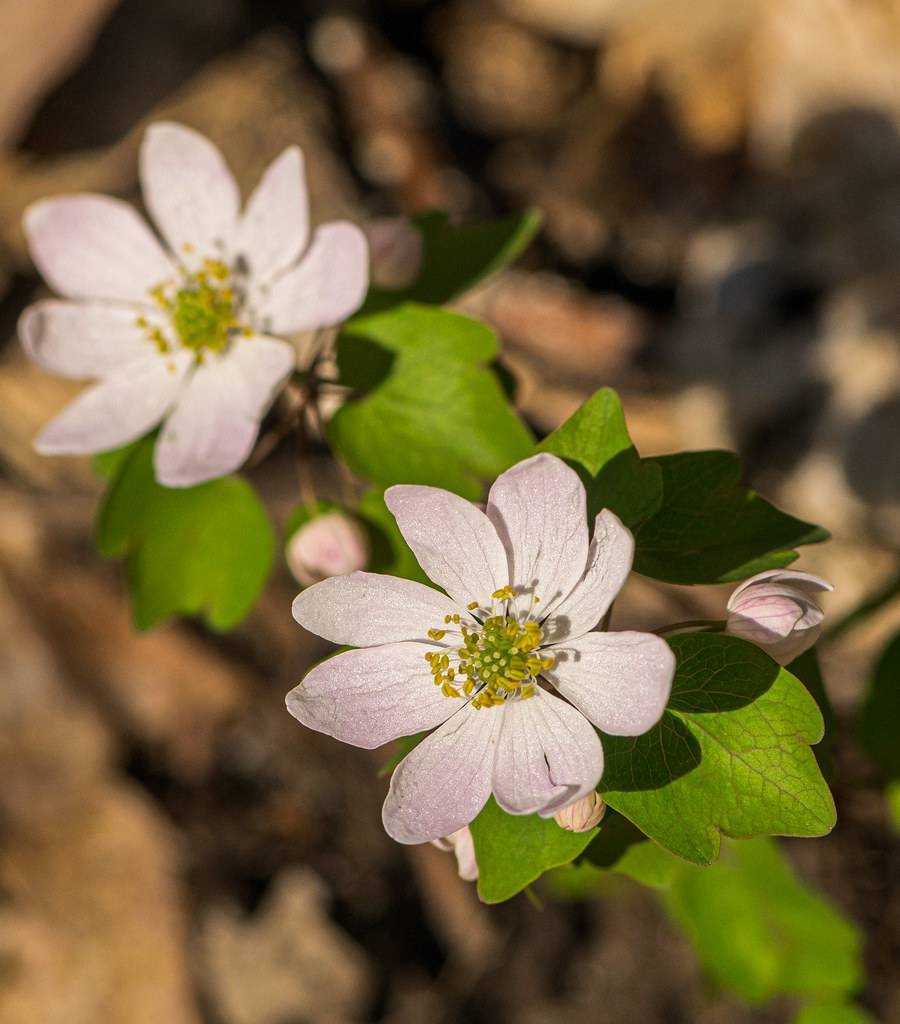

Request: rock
left=199, top=868, right=372, bottom=1024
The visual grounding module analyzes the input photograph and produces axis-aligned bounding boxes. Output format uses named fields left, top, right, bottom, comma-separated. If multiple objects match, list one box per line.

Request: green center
left=171, top=283, right=234, bottom=352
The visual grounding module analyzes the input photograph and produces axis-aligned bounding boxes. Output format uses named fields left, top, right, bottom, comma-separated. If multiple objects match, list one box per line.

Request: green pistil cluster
left=142, top=257, right=250, bottom=359
left=424, top=587, right=555, bottom=709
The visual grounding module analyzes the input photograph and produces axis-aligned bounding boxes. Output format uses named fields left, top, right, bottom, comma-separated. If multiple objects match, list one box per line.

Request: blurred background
left=0, top=0, right=898, bottom=1021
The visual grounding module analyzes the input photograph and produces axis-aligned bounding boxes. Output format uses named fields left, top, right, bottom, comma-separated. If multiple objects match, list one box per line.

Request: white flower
left=287, top=453, right=675, bottom=844
left=19, top=121, right=369, bottom=487
left=431, top=826, right=479, bottom=881
left=554, top=791, right=606, bottom=833
left=726, top=569, right=833, bottom=665
left=287, top=509, right=369, bottom=587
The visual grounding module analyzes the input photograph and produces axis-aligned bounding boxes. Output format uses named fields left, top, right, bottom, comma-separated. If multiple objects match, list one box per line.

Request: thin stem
left=653, top=619, right=726, bottom=637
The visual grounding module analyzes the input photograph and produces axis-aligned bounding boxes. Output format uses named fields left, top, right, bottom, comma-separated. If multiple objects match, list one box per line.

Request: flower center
left=141, top=257, right=252, bottom=359
left=424, top=586, right=555, bottom=709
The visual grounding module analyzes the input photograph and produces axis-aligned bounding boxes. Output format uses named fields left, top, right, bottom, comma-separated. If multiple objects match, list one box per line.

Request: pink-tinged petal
left=140, top=122, right=239, bottom=266
left=287, top=512, right=369, bottom=587
left=286, top=642, right=456, bottom=749
left=545, top=631, right=675, bottom=737
left=757, top=625, right=824, bottom=666
left=254, top=221, right=368, bottom=334
left=385, top=485, right=509, bottom=610
left=492, top=690, right=603, bottom=817
left=727, top=593, right=805, bottom=643
left=727, top=569, right=833, bottom=606
left=543, top=510, right=634, bottom=644
left=24, top=195, right=174, bottom=302
left=486, top=453, right=588, bottom=614
left=383, top=702, right=500, bottom=844
left=154, top=336, right=293, bottom=487
left=292, top=571, right=474, bottom=647
left=34, top=350, right=191, bottom=455
left=19, top=299, right=168, bottom=379
left=233, top=146, right=309, bottom=284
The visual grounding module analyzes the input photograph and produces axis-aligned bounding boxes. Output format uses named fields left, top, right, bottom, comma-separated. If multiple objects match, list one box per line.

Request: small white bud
left=554, top=791, right=606, bottom=832
left=431, top=826, right=478, bottom=881
left=726, top=569, right=833, bottom=665
left=286, top=510, right=368, bottom=587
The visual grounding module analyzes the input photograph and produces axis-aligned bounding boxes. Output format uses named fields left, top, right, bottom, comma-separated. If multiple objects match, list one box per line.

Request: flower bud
left=365, top=217, right=423, bottom=289
left=431, top=826, right=478, bottom=881
left=725, top=569, right=833, bottom=665
left=554, top=792, right=606, bottom=832
left=286, top=509, right=368, bottom=587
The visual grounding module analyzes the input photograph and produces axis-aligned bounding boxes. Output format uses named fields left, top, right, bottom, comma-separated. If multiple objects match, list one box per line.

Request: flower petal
left=24, top=195, right=174, bottom=302
left=140, top=122, right=239, bottom=266
left=19, top=299, right=168, bottom=379
left=153, top=335, right=293, bottom=487
left=491, top=690, right=603, bottom=817
left=254, top=221, right=368, bottom=334
left=542, top=510, right=634, bottom=644
left=382, top=702, right=501, bottom=844
left=486, top=453, right=588, bottom=614
left=545, top=631, right=675, bottom=737
left=727, top=569, right=833, bottom=607
left=385, top=485, right=509, bottom=609
left=34, top=350, right=191, bottom=455
left=292, top=571, right=474, bottom=647
left=727, top=594, right=805, bottom=643
left=233, top=146, right=309, bottom=284
left=286, top=642, right=456, bottom=749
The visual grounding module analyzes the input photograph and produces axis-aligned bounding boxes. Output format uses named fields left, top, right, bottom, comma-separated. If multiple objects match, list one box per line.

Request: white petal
left=542, top=510, right=634, bottom=644
left=19, top=299, right=168, bottom=379
left=486, top=453, right=588, bottom=615
left=383, top=702, right=501, bottom=844
left=254, top=221, right=368, bottom=334
left=492, top=691, right=603, bottom=817
left=24, top=195, right=174, bottom=302
left=385, top=485, right=509, bottom=609
left=140, top=122, right=239, bottom=266
left=727, top=594, right=805, bottom=643
left=292, top=571, right=474, bottom=647
left=154, top=336, right=293, bottom=487
left=286, top=642, right=456, bottom=749
left=545, top=631, right=675, bottom=737
left=35, top=350, right=191, bottom=455
left=233, top=146, right=309, bottom=284
left=727, top=569, right=833, bottom=608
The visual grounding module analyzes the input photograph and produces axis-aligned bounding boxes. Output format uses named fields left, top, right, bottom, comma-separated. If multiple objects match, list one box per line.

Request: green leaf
left=858, top=628, right=900, bottom=779
left=330, top=303, right=533, bottom=498
left=583, top=811, right=683, bottom=889
left=537, top=387, right=663, bottom=528
left=362, top=208, right=541, bottom=313
left=470, top=796, right=599, bottom=903
left=356, top=488, right=430, bottom=585
left=600, top=633, right=836, bottom=864
left=92, top=438, right=142, bottom=480
left=887, top=780, right=900, bottom=833
left=790, top=648, right=835, bottom=779
left=97, top=437, right=274, bottom=630
left=633, top=451, right=829, bottom=584
left=664, top=838, right=863, bottom=1005
left=793, top=1003, right=877, bottom=1024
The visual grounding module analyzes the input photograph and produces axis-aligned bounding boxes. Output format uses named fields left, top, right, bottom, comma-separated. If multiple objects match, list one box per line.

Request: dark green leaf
left=470, top=795, right=599, bottom=903
left=634, top=451, right=829, bottom=584
left=601, top=633, right=835, bottom=864
left=858, top=628, right=900, bottom=779
left=97, top=437, right=274, bottom=630
left=330, top=303, right=533, bottom=499
left=790, top=648, right=835, bottom=779
left=356, top=488, right=430, bottom=585
left=664, top=839, right=863, bottom=1004
left=361, top=208, right=541, bottom=313
left=537, top=387, right=663, bottom=528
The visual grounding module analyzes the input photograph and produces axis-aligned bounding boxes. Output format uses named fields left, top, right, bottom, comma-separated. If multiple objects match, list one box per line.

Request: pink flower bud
left=365, top=217, right=423, bottom=289
left=726, top=569, right=833, bottom=665
left=286, top=511, right=369, bottom=587
left=431, top=826, right=478, bottom=881
left=554, top=792, right=606, bottom=832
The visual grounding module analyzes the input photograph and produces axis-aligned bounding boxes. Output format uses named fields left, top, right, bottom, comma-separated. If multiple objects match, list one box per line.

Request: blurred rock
left=0, top=0, right=119, bottom=149
left=198, top=868, right=372, bottom=1024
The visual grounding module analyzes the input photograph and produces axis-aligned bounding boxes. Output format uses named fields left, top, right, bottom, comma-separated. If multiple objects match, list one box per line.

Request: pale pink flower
left=432, top=826, right=479, bottom=881
left=287, top=453, right=675, bottom=844
left=726, top=569, right=833, bottom=665
left=19, top=121, right=368, bottom=487
left=287, top=510, right=369, bottom=587
left=554, top=791, right=606, bottom=833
